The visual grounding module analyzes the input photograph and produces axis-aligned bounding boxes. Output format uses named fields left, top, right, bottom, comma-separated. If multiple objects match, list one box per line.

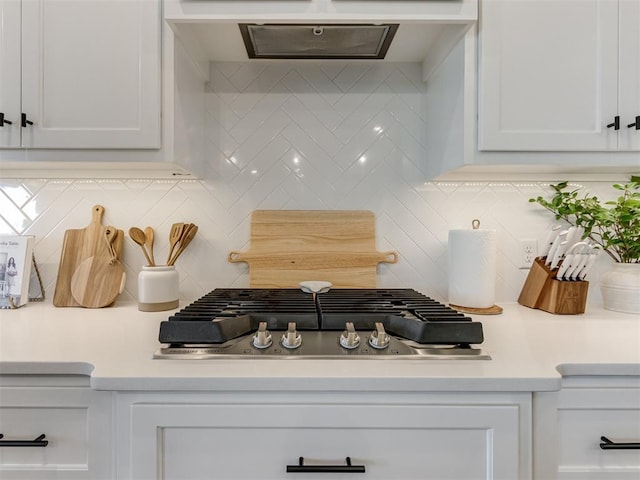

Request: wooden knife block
left=518, top=257, right=588, bottom=314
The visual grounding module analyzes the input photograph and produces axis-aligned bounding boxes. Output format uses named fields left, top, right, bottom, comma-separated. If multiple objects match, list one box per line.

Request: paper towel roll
left=448, top=226, right=496, bottom=309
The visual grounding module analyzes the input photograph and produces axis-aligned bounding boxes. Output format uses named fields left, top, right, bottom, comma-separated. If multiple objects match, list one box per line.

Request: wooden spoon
left=129, top=227, right=153, bottom=266
left=144, top=226, right=155, bottom=266
left=168, top=224, right=198, bottom=266
left=166, top=222, right=184, bottom=265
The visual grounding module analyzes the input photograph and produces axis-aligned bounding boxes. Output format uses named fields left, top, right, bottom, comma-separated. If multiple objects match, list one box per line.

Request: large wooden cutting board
left=228, top=210, right=398, bottom=288
left=53, top=205, right=124, bottom=307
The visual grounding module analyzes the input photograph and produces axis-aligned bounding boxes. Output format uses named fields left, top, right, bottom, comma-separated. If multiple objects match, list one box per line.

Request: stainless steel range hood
left=238, top=23, right=399, bottom=60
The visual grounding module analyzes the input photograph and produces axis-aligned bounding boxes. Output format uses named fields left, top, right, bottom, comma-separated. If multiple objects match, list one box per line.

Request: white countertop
left=0, top=301, right=639, bottom=392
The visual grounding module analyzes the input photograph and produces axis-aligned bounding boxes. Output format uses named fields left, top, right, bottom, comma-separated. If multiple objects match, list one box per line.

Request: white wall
left=0, top=62, right=626, bottom=307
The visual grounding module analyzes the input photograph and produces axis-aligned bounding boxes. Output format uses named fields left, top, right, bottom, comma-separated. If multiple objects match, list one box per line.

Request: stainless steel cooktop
left=154, top=288, right=489, bottom=360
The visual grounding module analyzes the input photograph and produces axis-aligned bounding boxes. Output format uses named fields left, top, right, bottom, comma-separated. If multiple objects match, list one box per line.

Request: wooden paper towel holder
left=518, top=257, right=588, bottom=314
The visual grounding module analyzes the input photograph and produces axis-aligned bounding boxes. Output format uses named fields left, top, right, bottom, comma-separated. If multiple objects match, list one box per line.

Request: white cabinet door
left=129, top=402, right=522, bottom=480
left=478, top=0, right=620, bottom=151
left=619, top=0, right=640, bottom=150
left=19, top=0, right=160, bottom=148
left=0, top=0, right=21, bottom=148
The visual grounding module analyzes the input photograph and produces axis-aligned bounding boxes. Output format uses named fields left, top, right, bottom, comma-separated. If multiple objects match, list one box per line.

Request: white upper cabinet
left=0, top=0, right=160, bottom=149
left=619, top=0, right=640, bottom=150
left=0, top=0, right=21, bottom=148
left=479, top=0, right=640, bottom=152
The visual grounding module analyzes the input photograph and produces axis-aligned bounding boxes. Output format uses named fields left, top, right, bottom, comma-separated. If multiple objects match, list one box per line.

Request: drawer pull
left=0, top=433, right=48, bottom=447
left=600, top=436, right=640, bottom=450
left=287, top=456, right=365, bottom=473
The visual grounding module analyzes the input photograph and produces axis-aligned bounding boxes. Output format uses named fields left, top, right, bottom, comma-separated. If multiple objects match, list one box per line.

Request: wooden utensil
left=129, top=227, right=153, bottom=266
left=168, top=224, right=198, bottom=266
left=228, top=210, right=398, bottom=288
left=70, top=227, right=126, bottom=308
left=54, top=205, right=123, bottom=307
left=166, top=222, right=184, bottom=265
left=144, top=226, right=156, bottom=266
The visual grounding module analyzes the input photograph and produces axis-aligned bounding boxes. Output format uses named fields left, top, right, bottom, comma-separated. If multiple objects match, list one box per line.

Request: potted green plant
left=529, top=180, right=640, bottom=314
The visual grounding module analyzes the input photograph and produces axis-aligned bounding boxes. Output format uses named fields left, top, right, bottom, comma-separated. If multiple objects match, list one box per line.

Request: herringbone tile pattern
left=0, top=177, right=615, bottom=305
left=0, top=62, right=618, bottom=305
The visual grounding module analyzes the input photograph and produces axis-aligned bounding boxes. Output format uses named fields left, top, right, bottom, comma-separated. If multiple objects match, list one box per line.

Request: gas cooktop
left=155, top=288, right=489, bottom=360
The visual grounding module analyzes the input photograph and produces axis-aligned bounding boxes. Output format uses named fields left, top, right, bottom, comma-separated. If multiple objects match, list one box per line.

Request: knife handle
left=556, top=254, right=573, bottom=280
left=549, top=241, right=568, bottom=270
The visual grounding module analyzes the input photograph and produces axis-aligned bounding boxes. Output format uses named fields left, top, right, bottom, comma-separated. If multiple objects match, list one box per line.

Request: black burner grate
left=158, top=288, right=483, bottom=346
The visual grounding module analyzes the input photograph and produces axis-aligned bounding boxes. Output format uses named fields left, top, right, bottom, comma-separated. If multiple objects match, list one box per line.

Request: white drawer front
left=132, top=403, right=522, bottom=480
left=163, top=425, right=497, bottom=479
left=557, top=387, right=640, bottom=479
left=0, top=406, right=88, bottom=467
left=0, top=387, right=112, bottom=480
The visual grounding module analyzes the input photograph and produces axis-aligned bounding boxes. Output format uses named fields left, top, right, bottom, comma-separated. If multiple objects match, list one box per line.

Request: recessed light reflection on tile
left=358, top=156, right=367, bottom=164
left=251, top=170, right=258, bottom=174
left=373, top=126, right=383, bottom=133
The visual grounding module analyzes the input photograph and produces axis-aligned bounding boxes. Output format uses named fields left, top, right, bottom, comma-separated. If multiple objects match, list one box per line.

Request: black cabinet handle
left=287, top=457, right=365, bottom=473
left=0, top=112, right=13, bottom=126
left=21, top=113, right=34, bottom=127
left=627, top=116, right=640, bottom=130
left=600, top=436, right=640, bottom=450
left=0, top=433, right=48, bottom=447
left=607, top=116, right=620, bottom=130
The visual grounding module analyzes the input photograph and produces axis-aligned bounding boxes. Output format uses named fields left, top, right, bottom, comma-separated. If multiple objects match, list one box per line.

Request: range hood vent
left=239, top=23, right=399, bottom=59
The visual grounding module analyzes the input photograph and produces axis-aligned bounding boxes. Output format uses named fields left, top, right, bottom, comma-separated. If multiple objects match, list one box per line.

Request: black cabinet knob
left=607, top=116, right=620, bottom=130
left=627, top=116, right=640, bottom=130
left=0, top=112, right=12, bottom=126
left=21, top=113, right=34, bottom=127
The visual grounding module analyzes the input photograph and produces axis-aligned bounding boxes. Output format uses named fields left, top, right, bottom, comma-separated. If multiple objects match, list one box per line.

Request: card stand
left=518, top=257, right=588, bottom=314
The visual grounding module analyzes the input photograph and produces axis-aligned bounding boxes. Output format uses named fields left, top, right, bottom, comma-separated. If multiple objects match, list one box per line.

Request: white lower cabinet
left=0, top=376, right=113, bottom=480
left=534, top=376, right=640, bottom=480
left=117, top=392, right=532, bottom=480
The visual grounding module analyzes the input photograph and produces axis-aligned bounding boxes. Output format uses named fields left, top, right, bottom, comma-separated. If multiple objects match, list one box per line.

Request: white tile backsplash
left=0, top=177, right=621, bottom=307
left=0, top=62, right=625, bottom=308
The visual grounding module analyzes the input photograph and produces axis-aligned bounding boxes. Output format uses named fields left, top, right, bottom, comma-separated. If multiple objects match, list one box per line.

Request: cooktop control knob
left=340, top=322, right=360, bottom=349
left=252, top=322, right=273, bottom=349
left=281, top=322, right=302, bottom=349
left=368, top=322, right=390, bottom=349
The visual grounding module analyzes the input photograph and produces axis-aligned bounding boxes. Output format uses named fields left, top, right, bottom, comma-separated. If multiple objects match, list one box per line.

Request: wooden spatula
left=166, top=222, right=184, bottom=265
left=70, top=227, right=126, bottom=308
left=168, top=224, right=198, bottom=266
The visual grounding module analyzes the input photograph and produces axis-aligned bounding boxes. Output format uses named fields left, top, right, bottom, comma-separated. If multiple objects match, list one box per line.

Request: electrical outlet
left=519, top=239, right=538, bottom=269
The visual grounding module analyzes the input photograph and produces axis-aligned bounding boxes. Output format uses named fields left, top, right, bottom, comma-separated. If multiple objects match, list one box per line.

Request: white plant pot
left=600, top=263, right=640, bottom=314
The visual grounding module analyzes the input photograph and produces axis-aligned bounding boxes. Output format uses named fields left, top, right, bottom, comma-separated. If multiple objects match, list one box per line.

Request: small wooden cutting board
left=53, top=205, right=123, bottom=307
left=228, top=210, right=398, bottom=288
left=70, top=228, right=126, bottom=308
